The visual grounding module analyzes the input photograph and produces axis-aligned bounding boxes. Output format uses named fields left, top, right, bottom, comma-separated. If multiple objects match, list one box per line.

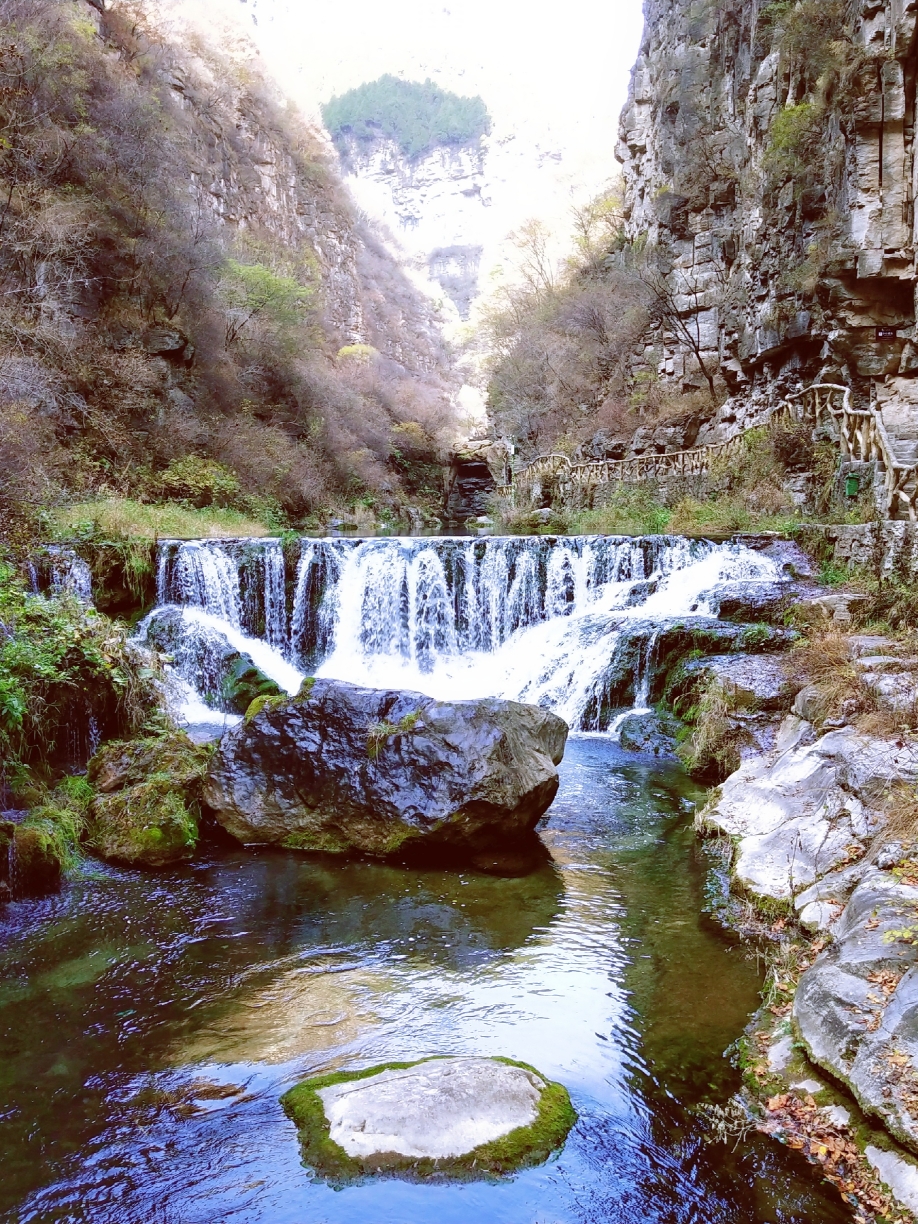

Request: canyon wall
left=0, top=0, right=456, bottom=536
left=617, top=0, right=918, bottom=443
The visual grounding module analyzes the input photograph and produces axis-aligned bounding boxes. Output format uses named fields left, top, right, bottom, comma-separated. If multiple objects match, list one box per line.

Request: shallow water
left=0, top=739, right=851, bottom=1223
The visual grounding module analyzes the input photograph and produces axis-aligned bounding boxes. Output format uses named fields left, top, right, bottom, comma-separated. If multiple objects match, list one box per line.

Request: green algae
left=280, top=1055, right=577, bottom=1184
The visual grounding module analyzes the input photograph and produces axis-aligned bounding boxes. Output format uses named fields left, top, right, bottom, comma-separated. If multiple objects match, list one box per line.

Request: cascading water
left=141, top=534, right=786, bottom=735
left=44, top=547, right=93, bottom=604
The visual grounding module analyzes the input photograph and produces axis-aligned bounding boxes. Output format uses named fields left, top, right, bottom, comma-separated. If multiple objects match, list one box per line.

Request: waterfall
left=45, top=547, right=93, bottom=603
left=140, top=535, right=785, bottom=735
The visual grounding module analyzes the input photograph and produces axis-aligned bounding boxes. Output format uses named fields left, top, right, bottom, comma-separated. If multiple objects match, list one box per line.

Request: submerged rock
left=86, top=731, right=211, bottom=868
left=204, top=678, right=567, bottom=865
left=281, top=1056, right=576, bottom=1181
left=618, top=710, right=682, bottom=757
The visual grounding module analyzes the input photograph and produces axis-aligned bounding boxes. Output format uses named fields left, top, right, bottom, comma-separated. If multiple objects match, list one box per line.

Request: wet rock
left=618, top=711, right=682, bottom=757
left=0, top=819, right=62, bottom=899
left=142, top=606, right=281, bottom=713
left=699, top=726, right=918, bottom=901
left=794, top=870, right=918, bottom=1155
left=204, top=678, right=567, bottom=864
left=86, top=732, right=210, bottom=867
left=281, top=1055, right=576, bottom=1180
left=711, top=580, right=792, bottom=624
left=679, top=653, right=790, bottom=711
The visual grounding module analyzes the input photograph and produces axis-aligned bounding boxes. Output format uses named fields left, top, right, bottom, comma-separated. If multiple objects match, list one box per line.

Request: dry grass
left=52, top=499, right=274, bottom=541
left=870, top=783, right=918, bottom=858
left=787, top=629, right=878, bottom=728
left=678, top=677, right=753, bottom=780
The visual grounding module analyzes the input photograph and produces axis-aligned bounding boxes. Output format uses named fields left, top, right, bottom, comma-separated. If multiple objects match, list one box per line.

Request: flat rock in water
left=319, top=1058, right=542, bottom=1159
left=281, top=1054, right=577, bottom=1180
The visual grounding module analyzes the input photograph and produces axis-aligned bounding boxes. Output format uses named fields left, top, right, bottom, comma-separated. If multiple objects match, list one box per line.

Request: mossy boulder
left=221, top=656, right=282, bottom=716
left=85, top=731, right=211, bottom=867
left=280, top=1056, right=576, bottom=1184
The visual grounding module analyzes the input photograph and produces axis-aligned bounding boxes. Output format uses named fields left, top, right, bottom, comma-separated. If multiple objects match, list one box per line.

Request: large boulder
left=794, top=869, right=918, bottom=1154
left=204, top=679, right=567, bottom=864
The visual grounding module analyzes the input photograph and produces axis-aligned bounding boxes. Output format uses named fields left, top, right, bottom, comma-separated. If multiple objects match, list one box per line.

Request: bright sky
left=168, top=0, right=646, bottom=166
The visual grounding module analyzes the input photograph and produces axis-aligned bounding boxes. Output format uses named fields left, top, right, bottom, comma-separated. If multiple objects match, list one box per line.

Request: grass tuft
left=52, top=499, right=275, bottom=541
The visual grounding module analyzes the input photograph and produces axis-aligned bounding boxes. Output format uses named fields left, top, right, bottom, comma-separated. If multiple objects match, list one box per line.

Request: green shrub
left=0, top=563, right=161, bottom=795
left=155, top=457, right=242, bottom=509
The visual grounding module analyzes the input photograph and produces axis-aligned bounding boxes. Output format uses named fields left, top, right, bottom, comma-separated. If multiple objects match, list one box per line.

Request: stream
left=0, top=536, right=853, bottom=1221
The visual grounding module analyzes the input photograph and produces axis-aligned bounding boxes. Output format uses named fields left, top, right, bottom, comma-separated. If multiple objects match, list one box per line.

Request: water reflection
left=0, top=740, right=851, bottom=1223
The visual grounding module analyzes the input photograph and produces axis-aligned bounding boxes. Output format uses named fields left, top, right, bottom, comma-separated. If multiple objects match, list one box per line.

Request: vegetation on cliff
left=0, top=0, right=455, bottom=554
left=323, top=75, right=491, bottom=161
left=0, top=563, right=160, bottom=802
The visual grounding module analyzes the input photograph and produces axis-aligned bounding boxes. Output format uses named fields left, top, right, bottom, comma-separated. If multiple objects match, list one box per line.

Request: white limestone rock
left=699, top=725, right=918, bottom=901
left=317, top=1057, right=545, bottom=1160
left=794, top=870, right=918, bottom=1154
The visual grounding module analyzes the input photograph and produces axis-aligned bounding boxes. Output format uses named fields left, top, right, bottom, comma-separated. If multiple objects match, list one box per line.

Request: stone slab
left=317, top=1057, right=544, bottom=1160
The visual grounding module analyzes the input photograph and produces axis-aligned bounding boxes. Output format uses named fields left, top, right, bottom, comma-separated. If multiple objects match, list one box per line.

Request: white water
left=147, top=535, right=783, bottom=733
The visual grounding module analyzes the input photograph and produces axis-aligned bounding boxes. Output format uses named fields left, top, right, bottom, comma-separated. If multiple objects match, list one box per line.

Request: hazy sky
left=177, top=0, right=646, bottom=159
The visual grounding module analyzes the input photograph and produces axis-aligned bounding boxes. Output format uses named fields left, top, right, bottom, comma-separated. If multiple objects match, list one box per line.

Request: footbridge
left=500, top=384, right=918, bottom=522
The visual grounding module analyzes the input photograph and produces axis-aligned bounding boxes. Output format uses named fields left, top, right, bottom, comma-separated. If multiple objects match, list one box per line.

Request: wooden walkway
left=500, top=384, right=918, bottom=522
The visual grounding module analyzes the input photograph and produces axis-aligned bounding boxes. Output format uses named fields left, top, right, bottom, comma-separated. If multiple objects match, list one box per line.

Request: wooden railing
left=500, top=383, right=918, bottom=521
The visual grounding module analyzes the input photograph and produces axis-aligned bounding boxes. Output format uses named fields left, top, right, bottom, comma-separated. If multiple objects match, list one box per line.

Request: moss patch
left=88, top=779, right=199, bottom=867
left=281, top=828, right=352, bottom=854
left=280, top=1056, right=577, bottom=1185
left=296, top=676, right=316, bottom=701
left=85, top=731, right=210, bottom=867
left=244, top=693, right=288, bottom=721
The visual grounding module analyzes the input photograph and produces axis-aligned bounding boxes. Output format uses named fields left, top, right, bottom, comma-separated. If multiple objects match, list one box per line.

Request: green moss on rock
left=281, top=828, right=351, bottom=854
left=221, top=657, right=282, bottom=715
left=280, top=1056, right=577, bottom=1184
left=244, top=693, right=287, bottom=721
left=85, top=731, right=210, bottom=867
left=88, top=779, right=198, bottom=867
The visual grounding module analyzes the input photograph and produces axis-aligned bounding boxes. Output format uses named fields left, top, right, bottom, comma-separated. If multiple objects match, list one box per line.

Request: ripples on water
left=0, top=740, right=852, bottom=1223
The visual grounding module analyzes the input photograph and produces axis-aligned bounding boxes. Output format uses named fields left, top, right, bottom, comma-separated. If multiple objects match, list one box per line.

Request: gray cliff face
left=617, top=0, right=917, bottom=434
left=156, top=63, right=448, bottom=374
left=336, top=133, right=490, bottom=320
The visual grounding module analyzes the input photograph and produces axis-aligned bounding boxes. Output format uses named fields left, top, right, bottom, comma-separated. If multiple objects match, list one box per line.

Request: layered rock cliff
left=617, top=0, right=917, bottom=442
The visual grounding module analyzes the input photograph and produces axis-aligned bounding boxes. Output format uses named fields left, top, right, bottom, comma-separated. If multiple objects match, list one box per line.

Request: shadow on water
left=0, top=740, right=853, bottom=1223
